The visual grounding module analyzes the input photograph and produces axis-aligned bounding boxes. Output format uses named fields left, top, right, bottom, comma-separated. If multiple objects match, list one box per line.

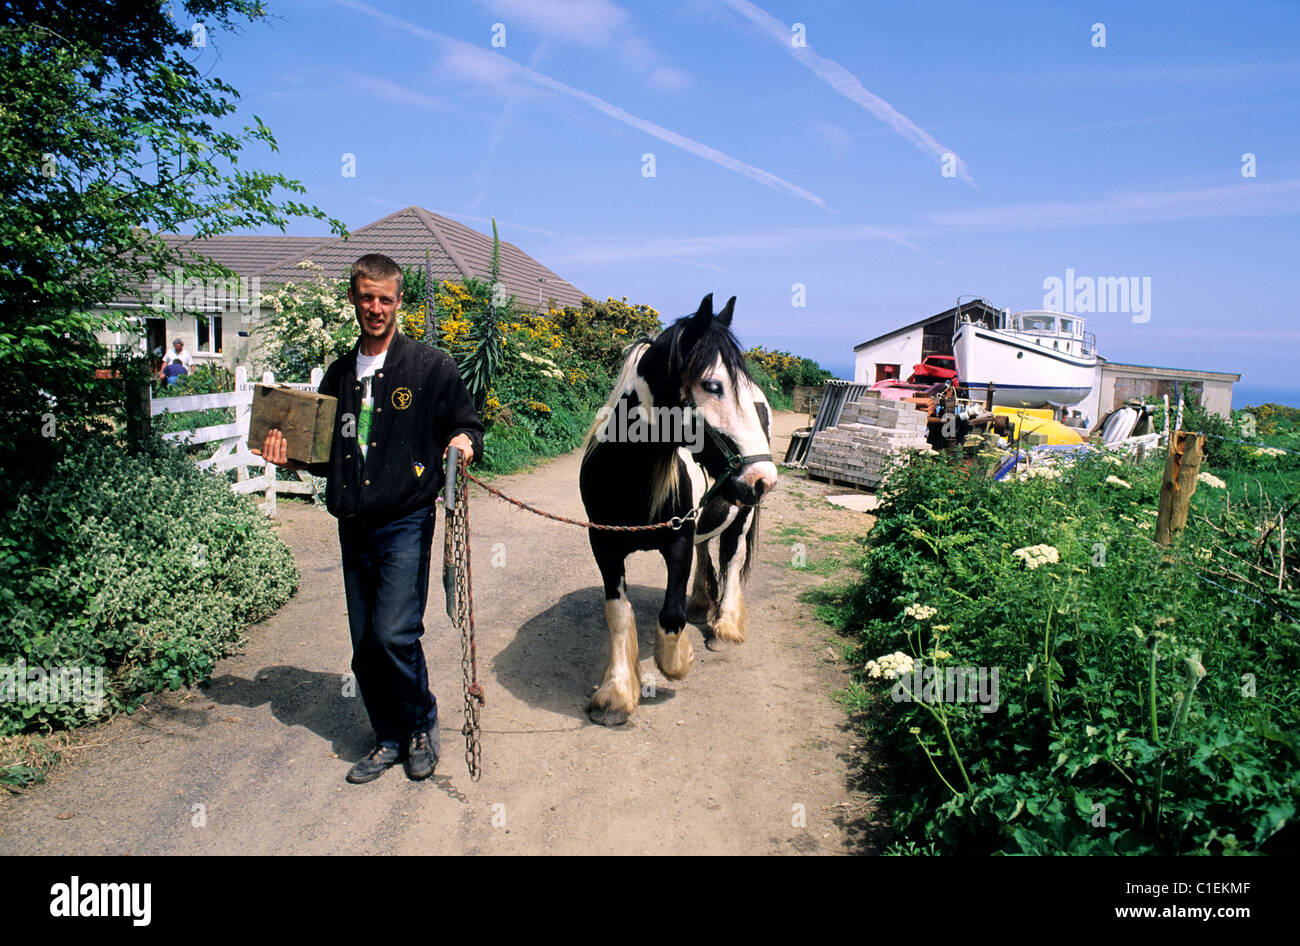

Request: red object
left=907, top=355, right=958, bottom=384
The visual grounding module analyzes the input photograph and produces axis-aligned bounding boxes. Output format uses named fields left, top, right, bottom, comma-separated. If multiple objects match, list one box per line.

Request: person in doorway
left=255, top=253, right=483, bottom=784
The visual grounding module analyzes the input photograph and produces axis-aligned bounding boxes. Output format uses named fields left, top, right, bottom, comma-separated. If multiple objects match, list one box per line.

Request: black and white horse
left=578, top=294, right=778, bottom=726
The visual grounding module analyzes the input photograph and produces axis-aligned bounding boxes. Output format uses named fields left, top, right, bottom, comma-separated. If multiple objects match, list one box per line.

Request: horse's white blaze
left=655, top=624, right=694, bottom=680
left=590, top=589, right=640, bottom=717
left=690, top=359, right=778, bottom=499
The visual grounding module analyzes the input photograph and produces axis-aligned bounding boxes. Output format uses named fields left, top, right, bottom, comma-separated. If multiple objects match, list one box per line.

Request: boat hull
left=954, top=324, right=1096, bottom=408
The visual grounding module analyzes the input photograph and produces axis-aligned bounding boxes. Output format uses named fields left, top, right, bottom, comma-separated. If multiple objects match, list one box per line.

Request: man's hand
left=251, top=428, right=307, bottom=471
left=443, top=433, right=475, bottom=466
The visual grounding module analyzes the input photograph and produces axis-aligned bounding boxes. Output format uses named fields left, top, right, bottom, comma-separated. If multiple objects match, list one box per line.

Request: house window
left=875, top=363, right=900, bottom=382
left=196, top=315, right=223, bottom=354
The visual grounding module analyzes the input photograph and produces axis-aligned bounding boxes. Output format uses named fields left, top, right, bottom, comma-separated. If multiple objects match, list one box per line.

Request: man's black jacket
left=306, top=332, right=485, bottom=523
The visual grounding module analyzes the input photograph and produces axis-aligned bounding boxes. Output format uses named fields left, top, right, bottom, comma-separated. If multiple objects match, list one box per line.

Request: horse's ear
left=679, top=293, right=714, bottom=355
left=716, top=295, right=736, bottom=327
left=693, top=293, right=714, bottom=321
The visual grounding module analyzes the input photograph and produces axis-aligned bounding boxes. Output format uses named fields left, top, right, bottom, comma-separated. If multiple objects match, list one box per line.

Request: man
left=257, top=254, right=483, bottom=784
left=167, top=338, right=193, bottom=369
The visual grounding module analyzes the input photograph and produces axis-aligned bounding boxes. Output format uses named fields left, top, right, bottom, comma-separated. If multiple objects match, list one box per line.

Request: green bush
left=816, top=449, right=1299, bottom=854
left=0, top=434, right=299, bottom=736
left=747, top=345, right=833, bottom=394
left=745, top=356, right=792, bottom=412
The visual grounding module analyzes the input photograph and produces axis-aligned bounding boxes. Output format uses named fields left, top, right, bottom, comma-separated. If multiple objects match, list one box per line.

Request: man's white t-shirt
left=166, top=347, right=193, bottom=368
left=355, top=349, right=387, bottom=462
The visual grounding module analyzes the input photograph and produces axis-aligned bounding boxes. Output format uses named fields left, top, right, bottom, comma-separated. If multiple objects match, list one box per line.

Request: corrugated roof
left=116, top=207, right=587, bottom=311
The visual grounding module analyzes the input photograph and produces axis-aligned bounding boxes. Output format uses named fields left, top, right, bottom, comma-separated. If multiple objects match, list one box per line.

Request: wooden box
left=247, top=384, right=337, bottom=465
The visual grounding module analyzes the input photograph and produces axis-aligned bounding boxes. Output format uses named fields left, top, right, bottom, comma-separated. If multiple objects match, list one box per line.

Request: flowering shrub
left=746, top=346, right=832, bottom=394
left=816, top=448, right=1298, bottom=854
left=256, top=260, right=356, bottom=382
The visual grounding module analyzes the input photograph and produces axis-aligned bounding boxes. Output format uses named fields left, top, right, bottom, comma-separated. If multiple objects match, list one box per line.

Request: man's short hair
left=173, top=338, right=183, bottom=346
left=350, top=254, right=404, bottom=299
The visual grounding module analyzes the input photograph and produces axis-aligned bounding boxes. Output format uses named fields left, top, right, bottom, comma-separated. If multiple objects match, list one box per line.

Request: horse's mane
left=583, top=338, right=652, bottom=461
left=662, top=315, right=752, bottom=400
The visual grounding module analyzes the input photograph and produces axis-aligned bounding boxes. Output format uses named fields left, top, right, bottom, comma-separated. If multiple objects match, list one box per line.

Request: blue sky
left=192, top=0, right=1300, bottom=391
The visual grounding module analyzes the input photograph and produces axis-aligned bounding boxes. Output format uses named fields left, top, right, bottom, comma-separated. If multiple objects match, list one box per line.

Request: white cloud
left=345, top=71, right=443, bottom=108
left=547, top=223, right=918, bottom=266
left=648, top=65, right=690, bottom=91
left=718, top=0, right=974, bottom=185
left=332, top=0, right=827, bottom=209
left=477, top=0, right=629, bottom=47
left=478, top=0, right=690, bottom=90
left=925, top=180, right=1300, bottom=231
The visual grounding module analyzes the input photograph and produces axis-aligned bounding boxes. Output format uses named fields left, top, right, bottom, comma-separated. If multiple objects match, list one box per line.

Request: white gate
left=149, top=366, right=325, bottom=517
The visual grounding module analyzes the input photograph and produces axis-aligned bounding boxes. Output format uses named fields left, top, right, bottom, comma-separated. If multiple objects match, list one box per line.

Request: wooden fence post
left=1155, top=430, right=1206, bottom=546
left=124, top=370, right=152, bottom=452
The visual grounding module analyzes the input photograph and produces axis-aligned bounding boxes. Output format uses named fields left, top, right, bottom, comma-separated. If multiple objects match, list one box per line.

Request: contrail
left=331, top=0, right=830, bottom=210
left=719, top=0, right=975, bottom=185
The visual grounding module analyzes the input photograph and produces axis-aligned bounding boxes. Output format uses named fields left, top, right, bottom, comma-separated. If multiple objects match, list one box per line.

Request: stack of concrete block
left=805, top=396, right=931, bottom=489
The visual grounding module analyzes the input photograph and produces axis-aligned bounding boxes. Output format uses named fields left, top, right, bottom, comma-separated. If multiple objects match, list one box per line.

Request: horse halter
left=683, top=395, right=774, bottom=508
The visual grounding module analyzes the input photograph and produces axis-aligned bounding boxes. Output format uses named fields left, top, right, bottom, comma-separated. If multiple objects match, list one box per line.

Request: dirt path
left=0, top=412, right=884, bottom=855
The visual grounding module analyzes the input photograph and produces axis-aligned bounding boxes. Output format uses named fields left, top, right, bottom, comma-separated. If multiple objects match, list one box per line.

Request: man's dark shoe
left=405, top=722, right=439, bottom=780
left=346, top=744, right=402, bottom=784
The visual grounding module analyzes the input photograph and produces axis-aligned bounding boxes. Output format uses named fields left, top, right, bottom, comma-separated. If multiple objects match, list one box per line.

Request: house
left=852, top=299, right=999, bottom=384
left=97, top=206, right=588, bottom=369
left=853, top=300, right=1239, bottom=421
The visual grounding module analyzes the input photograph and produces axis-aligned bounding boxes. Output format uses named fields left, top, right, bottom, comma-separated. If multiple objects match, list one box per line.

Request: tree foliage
left=0, top=1, right=345, bottom=478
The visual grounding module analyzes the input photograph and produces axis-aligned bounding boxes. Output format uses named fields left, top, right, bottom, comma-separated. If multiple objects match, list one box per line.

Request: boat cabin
left=989, top=309, right=1096, bottom=360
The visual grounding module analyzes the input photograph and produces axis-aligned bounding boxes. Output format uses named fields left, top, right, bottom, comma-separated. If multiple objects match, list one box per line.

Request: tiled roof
left=117, top=234, right=333, bottom=304
left=117, top=207, right=587, bottom=311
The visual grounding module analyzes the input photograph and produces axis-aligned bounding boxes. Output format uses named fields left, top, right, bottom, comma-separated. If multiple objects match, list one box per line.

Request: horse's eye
left=701, top=380, right=724, bottom=397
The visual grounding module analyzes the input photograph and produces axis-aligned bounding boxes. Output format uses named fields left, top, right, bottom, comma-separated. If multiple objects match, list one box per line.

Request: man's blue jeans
left=338, top=505, right=439, bottom=750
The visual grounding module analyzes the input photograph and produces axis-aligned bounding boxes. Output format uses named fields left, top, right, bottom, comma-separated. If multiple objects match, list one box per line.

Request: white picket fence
left=149, top=365, right=325, bottom=517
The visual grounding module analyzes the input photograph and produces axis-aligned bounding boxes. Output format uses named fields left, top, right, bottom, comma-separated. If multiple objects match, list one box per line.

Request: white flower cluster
left=866, top=651, right=915, bottom=680
left=1105, top=475, right=1132, bottom=489
left=1018, top=465, right=1062, bottom=481
left=1254, top=446, right=1287, bottom=458
left=903, top=603, right=937, bottom=621
left=518, top=351, right=564, bottom=379
left=1013, top=544, right=1060, bottom=569
left=1197, top=472, right=1227, bottom=489
left=1103, top=454, right=1126, bottom=466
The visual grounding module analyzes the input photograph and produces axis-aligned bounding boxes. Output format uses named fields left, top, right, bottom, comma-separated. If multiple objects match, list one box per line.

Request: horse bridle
left=684, top=395, right=773, bottom=509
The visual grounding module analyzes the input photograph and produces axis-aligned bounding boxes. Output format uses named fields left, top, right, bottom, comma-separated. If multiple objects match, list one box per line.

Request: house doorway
left=145, top=318, right=166, bottom=362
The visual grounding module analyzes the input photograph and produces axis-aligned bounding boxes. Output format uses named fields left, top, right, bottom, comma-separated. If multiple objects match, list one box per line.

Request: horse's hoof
left=655, top=627, right=694, bottom=680
left=588, top=706, right=629, bottom=726
left=705, top=633, right=732, bottom=652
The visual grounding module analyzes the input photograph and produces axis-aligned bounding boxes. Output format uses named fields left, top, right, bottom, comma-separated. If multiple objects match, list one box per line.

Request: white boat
left=953, top=308, right=1098, bottom=408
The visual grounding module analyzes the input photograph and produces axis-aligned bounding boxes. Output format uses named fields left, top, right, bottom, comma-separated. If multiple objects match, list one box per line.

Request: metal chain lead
left=445, top=456, right=483, bottom=781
